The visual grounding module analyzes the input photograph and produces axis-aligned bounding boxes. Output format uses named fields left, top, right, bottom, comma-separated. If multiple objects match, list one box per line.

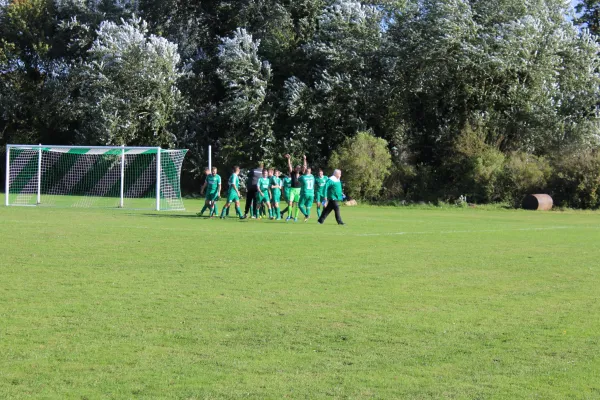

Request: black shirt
left=291, top=173, right=301, bottom=188
left=247, top=168, right=262, bottom=189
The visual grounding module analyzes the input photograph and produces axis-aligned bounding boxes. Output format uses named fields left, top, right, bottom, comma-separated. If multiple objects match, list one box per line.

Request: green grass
left=1, top=201, right=599, bottom=399
left=7, top=194, right=176, bottom=210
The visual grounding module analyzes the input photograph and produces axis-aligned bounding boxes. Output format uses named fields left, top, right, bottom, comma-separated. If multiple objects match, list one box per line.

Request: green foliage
left=443, top=124, right=506, bottom=203
left=1, top=0, right=54, bottom=67
left=215, top=28, right=275, bottom=165
left=77, top=17, right=185, bottom=147
left=382, top=162, right=416, bottom=200
left=500, top=152, right=552, bottom=206
left=389, top=0, right=600, bottom=162
left=549, top=150, right=600, bottom=209
left=576, top=0, right=600, bottom=35
left=329, top=132, right=392, bottom=199
left=2, top=0, right=600, bottom=207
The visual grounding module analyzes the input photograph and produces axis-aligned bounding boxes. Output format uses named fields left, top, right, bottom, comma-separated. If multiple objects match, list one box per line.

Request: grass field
left=1, top=201, right=599, bottom=399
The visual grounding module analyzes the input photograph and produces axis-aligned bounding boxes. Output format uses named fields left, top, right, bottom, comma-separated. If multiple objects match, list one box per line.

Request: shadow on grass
left=132, top=213, right=248, bottom=221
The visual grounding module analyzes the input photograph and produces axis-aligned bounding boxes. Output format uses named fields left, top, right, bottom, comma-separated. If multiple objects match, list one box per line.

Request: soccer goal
left=4, top=145, right=188, bottom=211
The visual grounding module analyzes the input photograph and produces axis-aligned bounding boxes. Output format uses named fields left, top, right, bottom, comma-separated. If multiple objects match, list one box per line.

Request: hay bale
left=345, top=199, right=358, bottom=207
left=522, top=194, right=553, bottom=211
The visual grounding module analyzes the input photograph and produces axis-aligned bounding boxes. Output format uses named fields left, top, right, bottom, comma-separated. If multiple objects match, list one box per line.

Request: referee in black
left=244, top=163, right=263, bottom=218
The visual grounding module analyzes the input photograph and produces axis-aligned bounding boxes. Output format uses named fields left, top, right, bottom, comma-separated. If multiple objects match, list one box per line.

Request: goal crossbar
left=5, top=144, right=188, bottom=211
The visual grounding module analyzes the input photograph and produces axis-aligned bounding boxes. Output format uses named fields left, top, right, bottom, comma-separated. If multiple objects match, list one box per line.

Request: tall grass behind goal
left=5, top=145, right=188, bottom=211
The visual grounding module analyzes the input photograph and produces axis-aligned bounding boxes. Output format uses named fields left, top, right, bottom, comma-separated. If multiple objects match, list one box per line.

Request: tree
left=0, top=0, right=59, bottom=145
left=388, top=0, right=600, bottom=166
left=0, top=0, right=135, bottom=147
left=576, top=0, right=600, bottom=35
left=77, top=16, right=185, bottom=147
left=215, top=28, right=274, bottom=165
left=280, top=0, right=387, bottom=164
left=329, top=132, right=392, bottom=200
left=2, top=0, right=600, bottom=204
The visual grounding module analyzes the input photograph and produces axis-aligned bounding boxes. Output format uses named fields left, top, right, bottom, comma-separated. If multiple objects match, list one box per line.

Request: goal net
left=5, top=145, right=188, bottom=211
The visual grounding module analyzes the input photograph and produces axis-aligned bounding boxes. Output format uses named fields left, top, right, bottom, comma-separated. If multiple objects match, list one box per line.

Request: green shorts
left=205, top=192, right=219, bottom=202
left=289, top=188, right=301, bottom=203
left=315, top=193, right=325, bottom=204
left=227, top=190, right=240, bottom=203
left=256, top=192, right=270, bottom=204
left=271, top=189, right=281, bottom=203
left=300, top=194, right=314, bottom=209
left=283, top=189, right=291, bottom=202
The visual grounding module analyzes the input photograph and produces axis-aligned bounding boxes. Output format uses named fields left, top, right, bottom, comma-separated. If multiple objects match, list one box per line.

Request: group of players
left=197, top=154, right=345, bottom=224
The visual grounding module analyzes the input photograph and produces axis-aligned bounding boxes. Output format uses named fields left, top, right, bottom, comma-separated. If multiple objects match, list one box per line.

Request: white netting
left=6, top=146, right=187, bottom=210
left=160, top=150, right=186, bottom=211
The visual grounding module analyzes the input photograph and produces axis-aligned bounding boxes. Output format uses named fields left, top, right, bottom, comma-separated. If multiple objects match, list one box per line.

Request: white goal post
left=4, top=145, right=188, bottom=211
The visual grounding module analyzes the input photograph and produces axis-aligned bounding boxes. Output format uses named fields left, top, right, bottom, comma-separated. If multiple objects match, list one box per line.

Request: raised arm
left=285, top=154, right=292, bottom=173
left=302, top=155, right=307, bottom=174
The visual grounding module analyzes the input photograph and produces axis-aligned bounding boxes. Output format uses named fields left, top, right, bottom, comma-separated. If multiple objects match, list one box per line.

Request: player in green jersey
left=314, top=168, right=328, bottom=218
left=270, top=169, right=283, bottom=220
left=256, top=169, right=274, bottom=219
left=262, top=168, right=275, bottom=218
left=199, top=167, right=221, bottom=217
left=220, top=166, right=244, bottom=219
left=285, top=154, right=307, bottom=222
left=298, top=167, right=316, bottom=222
left=318, top=169, right=345, bottom=225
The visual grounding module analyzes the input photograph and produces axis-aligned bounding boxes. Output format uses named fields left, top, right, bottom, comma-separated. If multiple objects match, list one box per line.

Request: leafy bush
left=549, top=151, right=600, bottom=209
left=382, top=162, right=416, bottom=200
left=500, top=153, right=552, bottom=206
left=444, top=124, right=505, bottom=203
left=329, top=132, right=392, bottom=200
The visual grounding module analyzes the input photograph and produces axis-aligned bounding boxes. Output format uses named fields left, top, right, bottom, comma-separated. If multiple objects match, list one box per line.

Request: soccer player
left=318, top=169, right=345, bottom=225
left=256, top=169, right=274, bottom=219
left=285, top=154, right=307, bottom=222
left=315, top=168, right=327, bottom=218
left=199, top=167, right=221, bottom=217
left=270, top=169, right=283, bottom=220
left=220, top=166, right=244, bottom=219
left=298, top=166, right=316, bottom=222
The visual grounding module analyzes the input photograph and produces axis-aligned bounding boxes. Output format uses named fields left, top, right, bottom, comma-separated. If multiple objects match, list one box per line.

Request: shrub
left=329, top=132, right=392, bottom=200
left=445, top=124, right=505, bottom=203
left=382, top=162, right=416, bottom=200
left=549, top=151, right=600, bottom=209
left=500, top=152, right=552, bottom=206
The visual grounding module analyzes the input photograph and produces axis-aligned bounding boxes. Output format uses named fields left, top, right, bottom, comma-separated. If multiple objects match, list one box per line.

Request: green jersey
left=299, top=174, right=315, bottom=195
left=325, top=177, right=343, bottom=201
left=315, top=176, right=327, bottom=195
left=270, top=176, right=282, bottom=191
left=257, top=177, right=270, bottom=193
left=283, top=177, right=292, bottom=190
left=206, top=174, right=221, bottom=194
left=228, top=174, right=239, bottom=192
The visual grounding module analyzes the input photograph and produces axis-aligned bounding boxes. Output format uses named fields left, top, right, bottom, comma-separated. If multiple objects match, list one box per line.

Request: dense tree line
left=1, top=0, right=600, bottom=207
